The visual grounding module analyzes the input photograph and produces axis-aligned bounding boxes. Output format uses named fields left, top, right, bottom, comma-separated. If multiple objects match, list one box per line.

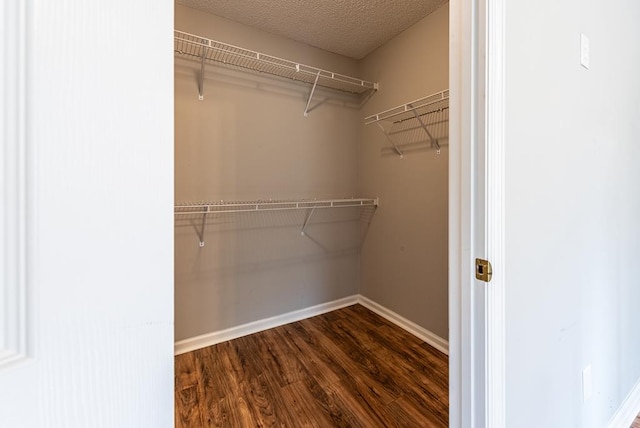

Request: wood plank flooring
left=175, top=304, right=448, bottom=427
left=631, top=413, right=640, bottom=428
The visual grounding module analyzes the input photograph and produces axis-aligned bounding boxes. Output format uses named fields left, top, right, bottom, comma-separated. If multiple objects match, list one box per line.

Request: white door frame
left=449, top=0, right=506, bottom=426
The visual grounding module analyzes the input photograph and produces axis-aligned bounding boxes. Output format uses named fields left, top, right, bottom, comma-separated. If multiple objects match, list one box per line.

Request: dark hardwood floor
left=175, top=304, right=448, bottom=427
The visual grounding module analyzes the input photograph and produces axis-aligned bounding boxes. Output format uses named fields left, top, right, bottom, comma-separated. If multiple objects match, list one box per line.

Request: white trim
left=175, top=295, right=450, bottom=357
left=607, top=377, right=640, bottom=428
left=357, top=296, right=448, bottom=355
left=174, top=295, right=358, bottom=355
left=484, top=0, right=507, bottom=425
left=449, top=0, right=479, bottom=426
left=0, top=0, right=30, bottom=370
left=448, top=0, right=463, bottom=422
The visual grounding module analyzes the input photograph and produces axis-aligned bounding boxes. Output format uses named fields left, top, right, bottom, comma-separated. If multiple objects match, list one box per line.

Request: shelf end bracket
left=303, top=71, right=321, bottom=117
left=301, top=207, right=317, bottom=236
left=408, top=104, right=440, bottom=154
left=198, top=47, right=206, bottom=100
left=195, top=207, right=209, bottom=246
left=375, top=122, right=403, bottom=159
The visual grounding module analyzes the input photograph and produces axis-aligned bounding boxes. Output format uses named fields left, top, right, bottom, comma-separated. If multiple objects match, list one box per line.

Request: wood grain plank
left=299, top=317, right=401, bottom=404
left=323, top=379, right=398, bottom=427
left=278, top=322, right=344, bottom=387
left=175, top=386, right=205, bottom=428
left=336, top=312, right=449, bottom=425
left=217, top=341, right=262, bottom=426
left=175, top=352, right=206, bottom=427
left=258, top=327, right=306, bottom=387
left=389, top=396, right=447, bottom=427
left=195, top=345, right=254, bottom=427
left=175, top=352, right=199, bottom=391
left=280, top=380, right=335, bottom=428
left=341, top=316, right=448, bottom=400
left=226, top=337, right=299, bottom=427
left=302, top=315, right=406, bottom=399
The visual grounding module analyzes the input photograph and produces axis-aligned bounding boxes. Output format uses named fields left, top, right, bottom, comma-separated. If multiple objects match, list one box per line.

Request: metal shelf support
left=375, top=122, right=404, bottom=159
left=303, top=71, right=321, bottom=117
left=408, top=103, right=441, bottom=154
left=198, top=47, right=206, bottom=100
left=301, top=207, right=317, bottom=236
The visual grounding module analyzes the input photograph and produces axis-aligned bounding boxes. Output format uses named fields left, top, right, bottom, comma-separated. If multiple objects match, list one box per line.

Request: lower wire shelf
left=175, top=197, right=379, bottom=246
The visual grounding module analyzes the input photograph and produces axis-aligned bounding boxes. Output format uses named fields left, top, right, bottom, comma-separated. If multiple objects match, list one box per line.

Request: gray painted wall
left=175, top=5, right=364, bottom=340
left=358, top=5, right=450, bottom=339
left=504, top=0, right=640, bottom=426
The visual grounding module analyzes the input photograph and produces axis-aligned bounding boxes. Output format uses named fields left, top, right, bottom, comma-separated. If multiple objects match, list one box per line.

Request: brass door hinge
left=475, top=258, right=493, bottom=282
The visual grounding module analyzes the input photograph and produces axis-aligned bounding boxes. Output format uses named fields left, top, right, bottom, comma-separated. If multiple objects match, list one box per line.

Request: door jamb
left=449, top=0, right=506, bottom=426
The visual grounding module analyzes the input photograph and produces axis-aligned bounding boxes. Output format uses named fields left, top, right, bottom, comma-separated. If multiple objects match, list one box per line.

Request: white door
left=0, top=1, right=174, bottom=427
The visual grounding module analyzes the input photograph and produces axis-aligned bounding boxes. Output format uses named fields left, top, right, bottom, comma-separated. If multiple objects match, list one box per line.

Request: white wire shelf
left=175, top=198, right=378, bottom=215
left=174, top=30, right=378, bottom=113
left=364, top=90, right=449, bottom=124
left=364, top=90, right=449, bottom=158
left=175, top=198, right=379, bottom=246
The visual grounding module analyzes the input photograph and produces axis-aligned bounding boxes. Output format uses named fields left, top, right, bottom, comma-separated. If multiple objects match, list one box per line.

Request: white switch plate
left=581, top=33, right=590, bottom=69
left=583, top=364, right=593, bottom=402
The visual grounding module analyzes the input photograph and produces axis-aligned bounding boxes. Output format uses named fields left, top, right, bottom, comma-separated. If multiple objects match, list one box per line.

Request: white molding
left=174, top=295, right=359, bottom=355
left=449, top=0, right=477, bottom=426
left=448, top=0, right=463, bottom=423
left=607, top=377, right=640, bottom=428
left=357, top=296, right=449, bottom=355
left=485, top=0, right=507, bottom=425
left=175, top=295, right=450, bottom=357
left=0, top=0, right=30, bottom=369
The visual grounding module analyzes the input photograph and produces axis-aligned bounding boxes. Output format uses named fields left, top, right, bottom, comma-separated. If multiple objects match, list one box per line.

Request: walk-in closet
left=174, top=1, right=450, bottom=425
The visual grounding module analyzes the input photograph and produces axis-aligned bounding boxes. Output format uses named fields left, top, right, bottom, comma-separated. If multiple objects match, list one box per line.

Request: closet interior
left=174, top=2, right=450, bottom=355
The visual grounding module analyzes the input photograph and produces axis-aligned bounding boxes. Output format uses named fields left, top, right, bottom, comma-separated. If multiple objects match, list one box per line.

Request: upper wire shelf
left=364, top=90, right=449, bottom=158
left=174, top=30, right=378, bottom=112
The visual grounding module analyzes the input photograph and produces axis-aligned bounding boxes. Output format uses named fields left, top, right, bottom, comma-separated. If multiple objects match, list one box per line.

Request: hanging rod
left=175, top=198, right=379, bottom=246
left=174, top=30, right=378, bottom=111
left=365, top=90, right=449, bottom=157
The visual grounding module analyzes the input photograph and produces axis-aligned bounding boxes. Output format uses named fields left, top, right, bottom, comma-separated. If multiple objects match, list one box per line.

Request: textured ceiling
left=175, top=0, right=448, bottom=59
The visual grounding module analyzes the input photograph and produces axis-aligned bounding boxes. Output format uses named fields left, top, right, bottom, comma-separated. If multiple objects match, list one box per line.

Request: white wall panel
left=504, top=1, right=640, bottom=426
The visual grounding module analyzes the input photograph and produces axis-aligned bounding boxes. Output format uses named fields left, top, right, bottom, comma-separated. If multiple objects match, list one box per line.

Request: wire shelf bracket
left=365, top=89, right=449, bottom=156
left=174, top=30, right=378, bottom=114
left=175, top=197, right=379, bottom=246
left=198, top=46, right=206, bottom=100
left=303, top=71, right=321, bottom=117
left=375, top=122, right=404, bottom=159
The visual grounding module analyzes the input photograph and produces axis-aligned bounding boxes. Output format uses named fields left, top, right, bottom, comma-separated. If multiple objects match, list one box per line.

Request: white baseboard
left=175, top=294, right=449, bottom=356
left=608, top=376, right=640, bottom=428
left=357, top=295, right=449, bottom=355
left=174, top=295, right=359, bottom=355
